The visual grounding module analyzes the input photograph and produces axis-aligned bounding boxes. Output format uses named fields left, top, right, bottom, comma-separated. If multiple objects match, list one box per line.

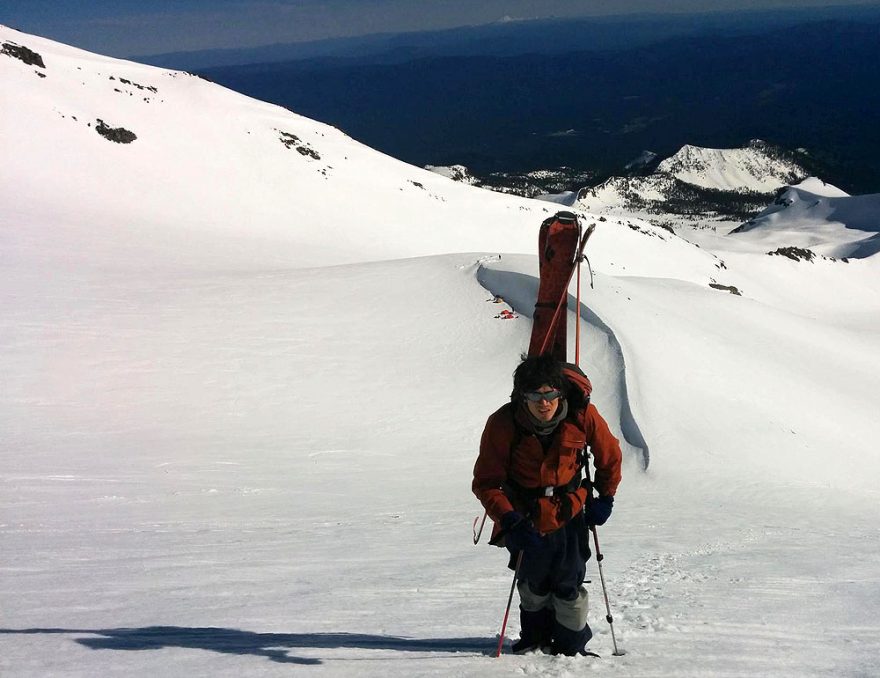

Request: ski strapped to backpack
left=528, top=211, right=595, bottom=360
left=474, top=212, right=595, bottom=546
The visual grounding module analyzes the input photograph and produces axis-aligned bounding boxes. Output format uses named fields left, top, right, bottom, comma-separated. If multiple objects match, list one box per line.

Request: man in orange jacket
left=473, top=354, right=622, bottom=656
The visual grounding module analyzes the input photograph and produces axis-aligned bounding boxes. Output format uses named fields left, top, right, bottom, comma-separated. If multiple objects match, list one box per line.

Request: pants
left=507, top=513, right=593, bottom=654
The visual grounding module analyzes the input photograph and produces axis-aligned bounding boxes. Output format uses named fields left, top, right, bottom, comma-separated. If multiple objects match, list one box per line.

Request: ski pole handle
left=473, top=512, right=488, bottom=545
left=488, top=515, right=526, bottom=547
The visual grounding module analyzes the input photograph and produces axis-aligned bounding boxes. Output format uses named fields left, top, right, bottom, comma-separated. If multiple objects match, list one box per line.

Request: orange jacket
left=473, top=401, right=622, bottom=535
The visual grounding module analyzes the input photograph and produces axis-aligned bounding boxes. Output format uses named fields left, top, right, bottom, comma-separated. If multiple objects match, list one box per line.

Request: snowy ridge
left=2, top=26, right=880, bottom=678
left=0, top=24, right=546, bottom=271
left=0, top=20, right=728, bottom=283
left=733, top=181, right=880, bottom=258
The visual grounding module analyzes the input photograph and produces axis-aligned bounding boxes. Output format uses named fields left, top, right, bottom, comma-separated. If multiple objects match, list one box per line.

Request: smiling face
left=524, top=384, right=562, bottom=422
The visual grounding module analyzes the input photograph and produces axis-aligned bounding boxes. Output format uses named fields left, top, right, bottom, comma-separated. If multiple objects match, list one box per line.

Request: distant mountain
left=426, top=140, right=813, bottom=217
left=424, top=164, right=478, bottom=185
left=552, top=141, right=806, bottom=221
left=654, top=141, right=807, bottom=192
left=137, top=5, right=880, bottom=70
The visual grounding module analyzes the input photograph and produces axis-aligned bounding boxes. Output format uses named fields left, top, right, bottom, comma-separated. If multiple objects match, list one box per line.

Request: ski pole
left=575, top=232, right=582, bottom=366
left=495, top=550, right=524, bottom=657
left=488, top=514, right=525, bottom=547
left=590, top=525, right=626, bottom=656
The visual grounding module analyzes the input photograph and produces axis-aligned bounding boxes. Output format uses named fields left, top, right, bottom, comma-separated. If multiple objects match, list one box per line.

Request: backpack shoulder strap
left=501, top=401, right=525, bottom=465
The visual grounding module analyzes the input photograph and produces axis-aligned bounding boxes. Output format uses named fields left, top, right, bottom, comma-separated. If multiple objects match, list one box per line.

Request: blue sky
left=3, top=0, right=879, bottom=57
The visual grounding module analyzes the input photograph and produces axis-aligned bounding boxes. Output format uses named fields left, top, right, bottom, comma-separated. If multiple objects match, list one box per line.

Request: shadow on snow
left=0, top=626, right=493, bottom=665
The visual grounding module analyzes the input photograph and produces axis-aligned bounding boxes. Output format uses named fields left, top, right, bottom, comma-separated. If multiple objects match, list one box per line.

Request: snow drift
left=733, top=181, right=880, bottom=259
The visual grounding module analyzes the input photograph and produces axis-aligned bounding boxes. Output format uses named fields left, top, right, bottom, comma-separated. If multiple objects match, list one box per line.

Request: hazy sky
left=3, top=0, right=879, bottom=57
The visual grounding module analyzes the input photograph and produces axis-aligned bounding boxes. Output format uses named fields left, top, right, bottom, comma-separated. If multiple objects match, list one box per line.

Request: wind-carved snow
left=476, top=257, right=650, bottom=471
left=2, top=24, right=880, bottom=678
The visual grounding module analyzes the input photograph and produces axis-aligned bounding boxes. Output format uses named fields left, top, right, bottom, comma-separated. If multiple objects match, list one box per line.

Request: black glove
left=501, top=511, right=543, bottom=553
left=585, top=495, right=614, bottom=526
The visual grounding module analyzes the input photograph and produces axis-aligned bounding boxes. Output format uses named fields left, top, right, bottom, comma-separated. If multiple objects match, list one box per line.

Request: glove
left=585, top=495, right=614, bottom=526
left=501, top=511, right=543, bottom=553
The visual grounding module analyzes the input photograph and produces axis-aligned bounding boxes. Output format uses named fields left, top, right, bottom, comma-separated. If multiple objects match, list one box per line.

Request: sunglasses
left=522, top=389, right=563, bottom=402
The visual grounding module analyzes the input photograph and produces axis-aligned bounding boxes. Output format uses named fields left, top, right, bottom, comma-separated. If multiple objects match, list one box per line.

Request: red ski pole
left=495, top=550, right=524, bottom=657
left=575, top=228, right=583, bottom=366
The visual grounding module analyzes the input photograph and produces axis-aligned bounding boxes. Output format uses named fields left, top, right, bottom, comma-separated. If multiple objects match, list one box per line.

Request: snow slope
left=1, top=26, right=551, bottom=271
left=791, top=176, right=850, bottom=198
left=732, top=183, right=880, bottom=259
left=2, top=26, right=880, bottom=678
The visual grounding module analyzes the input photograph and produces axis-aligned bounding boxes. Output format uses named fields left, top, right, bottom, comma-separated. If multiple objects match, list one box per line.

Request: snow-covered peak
left=571, top=141, right=816, bottom=223
left=656, top=141, right=808, bottom=192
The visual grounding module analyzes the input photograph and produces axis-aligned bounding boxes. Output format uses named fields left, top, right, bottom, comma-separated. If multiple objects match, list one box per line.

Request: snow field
left=2, top=23, right=880, bottom=677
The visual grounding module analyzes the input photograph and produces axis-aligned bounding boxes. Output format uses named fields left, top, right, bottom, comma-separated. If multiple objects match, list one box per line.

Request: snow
left=733, top=184, right=880, bottom=258
left=575, top=174, right=675, bottom=214
left=792, top=176, right=850, bottom=198
left=537, top=190, right=578, bottom=205
left=2, top=25, right=880, bottom=678
left=424, top=165, right=478, bottom=185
